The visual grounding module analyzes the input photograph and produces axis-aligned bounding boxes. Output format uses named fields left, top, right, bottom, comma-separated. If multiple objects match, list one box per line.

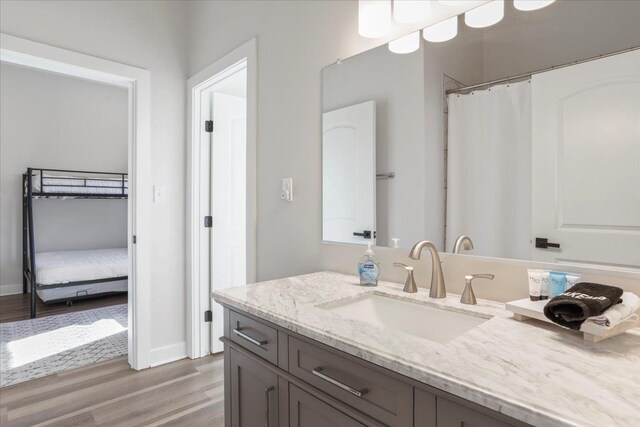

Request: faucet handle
left=393, top=262, right=412, bottom=270
left=465, top=274, right=495, bottom=283
left=461, top=274, right=495, bottom=305
left=393, top=262, right=417, bottom=293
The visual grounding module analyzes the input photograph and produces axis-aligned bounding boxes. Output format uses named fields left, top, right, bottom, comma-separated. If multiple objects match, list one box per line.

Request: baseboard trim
left=149, top=341, right=187, bottom=367
left=0, top=283, right=23, bottom=296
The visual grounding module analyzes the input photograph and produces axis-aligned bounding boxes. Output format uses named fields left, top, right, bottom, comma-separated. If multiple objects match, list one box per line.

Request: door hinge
left=204, top=216, right=213, bottom=228
left=204, top=310, right=213, bottom=322
left=132, top=235, right=137, bottom=244
left=205, top=120, right=213, bottom=133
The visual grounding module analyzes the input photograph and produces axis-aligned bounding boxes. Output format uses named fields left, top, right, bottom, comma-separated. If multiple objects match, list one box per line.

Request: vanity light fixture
left=465, top=0, right=504, bottom=28
left=423, top=16, right=458, bottom=42
left=438, top=0, right=466, bottom=5
left=514, top=0, right=555, bottom=11
left=393, top=0, right=430, bottom=24
left=388, top=31, right=420, bottom=54
left=358, top=0, right=392, bottom=38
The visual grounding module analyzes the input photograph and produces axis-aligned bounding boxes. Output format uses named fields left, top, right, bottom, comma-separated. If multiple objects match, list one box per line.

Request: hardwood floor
left=0, top=293, right=128, bottom=323
left=0, top=354, right=225, bottom=426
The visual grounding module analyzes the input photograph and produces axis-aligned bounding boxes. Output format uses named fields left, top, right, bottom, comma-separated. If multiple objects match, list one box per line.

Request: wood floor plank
left=0, top=293, right=127, bottom=323
left=0, top=357, right=130, bottom=405
left=91, top=372, right=218, bottom=425
left=31, top=372, right=201, bottom=427
left=0, top=355, right=224, bottom=427
left=153, top=399, right=224, bottom=427
left=44, top=411, right=97, bottom=427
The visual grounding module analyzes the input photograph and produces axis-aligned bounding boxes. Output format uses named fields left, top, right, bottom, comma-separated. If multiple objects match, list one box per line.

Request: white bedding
left=30, top=172, right=128, bottom=196
left=36, top=248, right=128, bottom=286
left=37, top=279, right=128, bottom=302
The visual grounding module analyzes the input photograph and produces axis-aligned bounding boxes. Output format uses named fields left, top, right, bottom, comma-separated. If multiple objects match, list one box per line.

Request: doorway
left=187, top=39, right=257, bottom=359
left=0, top=33, right=152, bottom=371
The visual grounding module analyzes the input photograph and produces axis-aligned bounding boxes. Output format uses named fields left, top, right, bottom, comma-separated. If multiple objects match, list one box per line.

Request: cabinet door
left=230, top=348, right=279, bottom=427
left=437, top=398, right=514, bottom=427
left=414, top=388, right=436, bottom=427
left=289, top=385, right=366, bottom=427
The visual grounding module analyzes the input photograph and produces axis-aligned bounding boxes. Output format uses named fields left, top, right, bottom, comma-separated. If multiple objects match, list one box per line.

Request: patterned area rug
left=0, top=304, right=127, bottom=387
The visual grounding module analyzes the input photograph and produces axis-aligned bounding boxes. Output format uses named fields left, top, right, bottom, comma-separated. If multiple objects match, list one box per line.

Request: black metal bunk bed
left=23, top=167, right=128, bottom=318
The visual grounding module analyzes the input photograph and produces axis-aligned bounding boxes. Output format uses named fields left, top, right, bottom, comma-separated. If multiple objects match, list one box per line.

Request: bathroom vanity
left=213, top=272, right=640, bottom=427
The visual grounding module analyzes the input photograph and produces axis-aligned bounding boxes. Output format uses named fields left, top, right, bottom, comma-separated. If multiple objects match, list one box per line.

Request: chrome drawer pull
left=233, top=328, right=267, bottom=346
left=265, top=386, right=275, bottom=427
left=312, top=367, right=368, bottom=397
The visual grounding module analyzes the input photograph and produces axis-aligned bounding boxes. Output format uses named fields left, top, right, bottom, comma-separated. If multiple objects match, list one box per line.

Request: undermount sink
left=319, top=293, right=489, bottom=344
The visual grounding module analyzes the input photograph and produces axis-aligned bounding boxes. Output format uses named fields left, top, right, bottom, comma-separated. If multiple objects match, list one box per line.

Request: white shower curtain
left=446, top=81, right=532, bottom=259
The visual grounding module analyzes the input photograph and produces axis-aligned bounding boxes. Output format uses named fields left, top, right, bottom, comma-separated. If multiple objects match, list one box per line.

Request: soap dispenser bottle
left=358, top=243, right=379, bottom=286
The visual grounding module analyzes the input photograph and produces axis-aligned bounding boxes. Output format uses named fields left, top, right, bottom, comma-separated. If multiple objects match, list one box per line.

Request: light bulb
left=388, top=31, right=420, bottom=54
left=514, top=0, right=555, bottom=11
left=423, top=16, right=458, bottom=42
left=393, top=0, right=430, bottom=24
left=358, top=0, right=392, bottom=38
left=465, top=0, right=504, bottom=28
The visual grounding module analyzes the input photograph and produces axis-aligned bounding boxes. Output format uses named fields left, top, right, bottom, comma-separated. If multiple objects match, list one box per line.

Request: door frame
left=186, top=38, right=257, bottom=358
left=0, top=33, right=152, bottom=369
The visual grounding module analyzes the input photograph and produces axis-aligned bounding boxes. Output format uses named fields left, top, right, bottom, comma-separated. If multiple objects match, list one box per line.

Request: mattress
left=37, top=279, right=128, bottom=302
left=36, top=248, right=128, bottom=286
left=29, top=172, right=128, bottom=196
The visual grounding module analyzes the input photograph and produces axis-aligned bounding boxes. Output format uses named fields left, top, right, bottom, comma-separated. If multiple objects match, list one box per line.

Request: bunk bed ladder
left=22, top=173, right=28, bottom=295
left=26, top=168, right=37, bottom=318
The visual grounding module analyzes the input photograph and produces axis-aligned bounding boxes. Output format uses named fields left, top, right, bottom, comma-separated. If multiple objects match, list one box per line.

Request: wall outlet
left=281, top=178, right=293, bottom=202
left=153, top=185, right=167, bottom=203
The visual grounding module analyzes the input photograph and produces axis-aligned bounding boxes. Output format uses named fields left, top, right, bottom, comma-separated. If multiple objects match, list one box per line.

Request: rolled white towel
left=585, top=292, right=640, bottom=328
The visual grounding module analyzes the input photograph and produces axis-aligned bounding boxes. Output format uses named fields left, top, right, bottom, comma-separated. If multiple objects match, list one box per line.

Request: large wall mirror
left=322, top=0, right=640, bottom=268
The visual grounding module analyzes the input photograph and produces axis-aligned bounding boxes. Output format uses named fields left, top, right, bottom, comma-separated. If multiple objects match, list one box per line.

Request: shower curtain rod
left=446, top=45, right=639, bottom=95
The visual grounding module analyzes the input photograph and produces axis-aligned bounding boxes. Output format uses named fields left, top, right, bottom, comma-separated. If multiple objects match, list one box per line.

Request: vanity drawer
left=288, top=337, right=413, bottom=427
left=229, top=310, right=278, bottom=365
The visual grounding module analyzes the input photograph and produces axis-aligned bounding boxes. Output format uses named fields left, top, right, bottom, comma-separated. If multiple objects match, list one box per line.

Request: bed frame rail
left=25, top=167, right=128, bottom=199
left=22, top=168, right=128, bottom=318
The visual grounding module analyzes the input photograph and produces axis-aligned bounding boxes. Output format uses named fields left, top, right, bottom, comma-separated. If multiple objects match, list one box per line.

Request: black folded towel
left=543, top=282, right=623, bottom=330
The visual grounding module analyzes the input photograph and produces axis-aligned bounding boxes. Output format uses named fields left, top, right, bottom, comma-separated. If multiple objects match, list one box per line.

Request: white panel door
left=322, top=101, right=376, bottom=245
left=211, top=92, right=247, bottom=353
left=532, top=50, right=640, bottom=267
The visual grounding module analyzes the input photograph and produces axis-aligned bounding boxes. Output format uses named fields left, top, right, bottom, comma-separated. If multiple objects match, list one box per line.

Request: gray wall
left=0, top=63, right=128, bottom=293
left=187, top=0, right=640, bottom=299
left=322, top=44, right=428, bottom=248
left=0, top=0, right=188, bottom=355
left=188, top=0, right=426, bottom=281
left=480, top=0, right=640, bottom=83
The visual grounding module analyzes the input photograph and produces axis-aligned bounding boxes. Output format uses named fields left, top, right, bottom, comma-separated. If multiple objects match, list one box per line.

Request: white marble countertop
left=212, top=271, right=640, bottom=427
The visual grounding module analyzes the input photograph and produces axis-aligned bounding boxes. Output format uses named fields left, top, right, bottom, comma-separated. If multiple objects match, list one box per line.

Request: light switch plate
left=281, top=178, right=293, bottom=202
left=153, top=185, right=167, bottom=203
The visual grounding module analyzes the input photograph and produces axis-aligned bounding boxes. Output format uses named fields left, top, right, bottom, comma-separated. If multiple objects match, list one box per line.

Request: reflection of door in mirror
left=322, top=101, right=376, bottom=245
left=532, top=50, right=640, bottom=268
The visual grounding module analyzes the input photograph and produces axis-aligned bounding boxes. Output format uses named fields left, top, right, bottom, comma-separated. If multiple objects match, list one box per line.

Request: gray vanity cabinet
left=289, top=385, right=366, bottom=427
left=229, top=348, right=279, bottom=427
left=222, top=307, right=527, bottom=427
left=435, top=398, right=513, bottom=427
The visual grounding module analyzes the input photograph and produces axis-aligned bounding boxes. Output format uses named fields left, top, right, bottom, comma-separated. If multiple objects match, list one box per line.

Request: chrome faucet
left=461, top=274, right=495, bottom=305
left=393, top=262, right=418, bottom=293
left=409, top=240, right=446, bottom=299
left=453, top=235, right=474, bottom=254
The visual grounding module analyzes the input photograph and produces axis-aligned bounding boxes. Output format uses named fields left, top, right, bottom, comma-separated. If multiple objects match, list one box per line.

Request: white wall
left=0, top=63, right=128, bottom=295
left=188, top=1, right=639, bottom=298
left=480, top=0, right=640, bottom=82
left=0, top=1, right=188, bottom=355
left=2, top=0, right=636, bottom=365
left=187, top=0, right=463, bottom=281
